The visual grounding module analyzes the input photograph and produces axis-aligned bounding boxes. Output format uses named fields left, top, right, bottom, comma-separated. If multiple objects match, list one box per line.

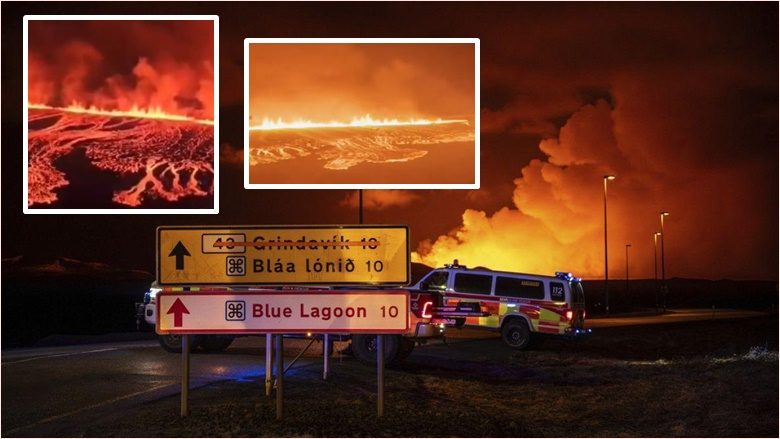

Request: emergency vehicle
left=136, top=283, right=482, bottom=365
left=412, top=261, right=588, bottom=349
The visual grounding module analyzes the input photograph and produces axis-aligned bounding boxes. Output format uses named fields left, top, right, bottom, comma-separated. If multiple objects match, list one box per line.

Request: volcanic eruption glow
left=29, top=103, right=214, bottom=126
left=249, top=115, right=468, bottom=131
left=26, top=19, right=215, bottom=209
left=246, top=42, right=476, bottom=184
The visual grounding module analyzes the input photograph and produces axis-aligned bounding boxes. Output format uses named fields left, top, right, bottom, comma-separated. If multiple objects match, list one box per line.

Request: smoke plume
left=27, top=20, right=214, bottom=120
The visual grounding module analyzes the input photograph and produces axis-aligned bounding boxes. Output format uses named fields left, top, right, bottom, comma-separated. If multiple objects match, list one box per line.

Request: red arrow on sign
left=167, top=298, right=190, bottom=327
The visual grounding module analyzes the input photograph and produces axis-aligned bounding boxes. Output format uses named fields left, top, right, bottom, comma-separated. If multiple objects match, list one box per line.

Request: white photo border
left=22, top=14, right=220, bottom=214
left=243, top=37, right=480, bottom=190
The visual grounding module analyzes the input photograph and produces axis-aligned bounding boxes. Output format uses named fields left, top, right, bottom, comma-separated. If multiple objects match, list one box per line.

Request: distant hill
left=2, top=255, right=153, bottom=282
left=411, top=262, right=435, bottom=284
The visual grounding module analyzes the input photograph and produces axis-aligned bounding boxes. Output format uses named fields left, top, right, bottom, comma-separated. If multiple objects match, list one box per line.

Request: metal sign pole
left=323, top=334, right=330, bottom=380
left=276, top=334, right=284, bottom=420
left=265, top=333, right=273, bottom=397
left=181, top=335, right=190, bottom=417
left=376, top=334, right=384, bottom=417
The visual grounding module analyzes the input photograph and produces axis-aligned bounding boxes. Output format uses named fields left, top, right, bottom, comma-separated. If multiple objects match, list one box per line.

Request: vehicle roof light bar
left=554, top=271, right=582, bottom=282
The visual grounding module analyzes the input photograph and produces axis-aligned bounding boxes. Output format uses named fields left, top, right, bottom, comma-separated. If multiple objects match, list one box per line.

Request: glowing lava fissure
left=249, top=114, right=469, bottom=131
left=29, top=103, right=214, bottom=126
left=27, top=107, right=213, bottom=208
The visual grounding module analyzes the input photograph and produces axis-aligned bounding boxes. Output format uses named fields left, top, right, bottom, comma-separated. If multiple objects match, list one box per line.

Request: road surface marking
left=4, top=382, right=175, bottom=436
left=1, top=347, right=117, bottom=365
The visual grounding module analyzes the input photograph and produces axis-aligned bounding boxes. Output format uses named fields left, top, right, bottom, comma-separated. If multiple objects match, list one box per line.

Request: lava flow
left=28, top=105, right=213, bottom=208
left=248, top=115, right=474, bottom=171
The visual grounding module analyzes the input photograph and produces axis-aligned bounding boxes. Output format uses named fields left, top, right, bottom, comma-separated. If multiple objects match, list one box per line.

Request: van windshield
left=420, top=270, right=448, bottom=291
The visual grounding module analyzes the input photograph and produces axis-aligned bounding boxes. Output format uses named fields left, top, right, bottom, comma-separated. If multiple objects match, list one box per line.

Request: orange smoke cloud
left=415, top=73, right=777, bottom=281
left=340, top=190, right=422, bottom=211
left=27, top=20, right=214, bottom=120
left=220, top=143, right=243, bottom=166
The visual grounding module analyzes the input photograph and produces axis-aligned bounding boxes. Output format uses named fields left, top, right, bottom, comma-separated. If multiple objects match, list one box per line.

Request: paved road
left=1, top=337, right=324, bottom=437
left=440, top=308, right=769, bottom=341
left=1, top=308, right=768, bottom=436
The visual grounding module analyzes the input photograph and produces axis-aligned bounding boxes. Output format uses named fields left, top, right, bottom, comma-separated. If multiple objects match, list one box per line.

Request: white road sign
left=156, top=290, right=410, bottom=334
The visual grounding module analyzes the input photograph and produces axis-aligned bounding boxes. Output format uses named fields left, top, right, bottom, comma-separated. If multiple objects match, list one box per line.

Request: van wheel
left=501, top=319, right=532, bottom=350
left=351, top=334, right=400, bottom=366
left=158, top=334, right=182, bottom=353
left=158, top=335, right=204, bottom=353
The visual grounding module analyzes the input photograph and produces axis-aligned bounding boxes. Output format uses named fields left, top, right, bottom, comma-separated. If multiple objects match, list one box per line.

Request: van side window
left=421, top=271, right=449, bottom=291
left=453, top=273, right=493, bottom=294
left=550, top=281, right=566, bottom=301
left=495, top=276, right=545, bottom=299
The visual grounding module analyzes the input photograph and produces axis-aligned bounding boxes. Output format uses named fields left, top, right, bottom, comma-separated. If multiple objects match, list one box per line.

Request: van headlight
left=145, top=287, right=162, bottom=304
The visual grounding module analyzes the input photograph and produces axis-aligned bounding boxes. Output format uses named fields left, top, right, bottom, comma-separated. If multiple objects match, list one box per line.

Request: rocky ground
left=82, top=316, right=778, bottom=437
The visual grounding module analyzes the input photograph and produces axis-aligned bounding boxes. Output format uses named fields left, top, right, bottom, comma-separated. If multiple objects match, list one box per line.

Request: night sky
left=2, top=2, right=777, bottom=281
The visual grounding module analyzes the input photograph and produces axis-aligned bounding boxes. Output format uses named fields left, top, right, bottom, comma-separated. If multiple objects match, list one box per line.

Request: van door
left=448, top=272, right=498, bottom=328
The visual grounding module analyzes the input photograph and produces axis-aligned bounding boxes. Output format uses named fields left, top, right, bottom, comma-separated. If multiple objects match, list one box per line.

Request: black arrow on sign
left=169, top=241, right=191, bottom=270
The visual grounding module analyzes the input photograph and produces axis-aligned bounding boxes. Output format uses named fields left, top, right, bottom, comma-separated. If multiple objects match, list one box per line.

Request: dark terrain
left=2, top=258, right=777, bottom=436
left=58, top=317, right=780, bottom=437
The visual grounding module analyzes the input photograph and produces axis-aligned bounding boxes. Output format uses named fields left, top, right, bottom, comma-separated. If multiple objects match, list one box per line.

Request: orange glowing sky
left=247, top=43, right=475, bottom=123
left=27, top=20, right=214, bottom=121
left=4, top=4, right=776, bottom=281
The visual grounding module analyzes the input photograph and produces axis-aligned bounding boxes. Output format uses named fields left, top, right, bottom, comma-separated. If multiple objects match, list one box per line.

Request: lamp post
left=653, top=232, right=661, bottom=312
left=603, top=175, right=616, bottom=314
left=660, top=212, right=670, bottom=311
left=358, top=189, right=364, bottom=224
left=625, top=243, right=632, bottom=296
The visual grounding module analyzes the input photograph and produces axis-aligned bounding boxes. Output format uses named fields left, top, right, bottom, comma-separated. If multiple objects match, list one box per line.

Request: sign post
left=265, top=334, right=273, bottom=397
left=155, top=224, right=411, bottom=420
left=275, top=334, right=284, bottom=420
left=181, top=334, right=190, bottom=417
left=156, top=290, right=410, bottom=419
left=323, top=334, right=330, bottom=380
left=377, top=334, right=384, bottom=417
left=157, top=225, right=410, bottom=286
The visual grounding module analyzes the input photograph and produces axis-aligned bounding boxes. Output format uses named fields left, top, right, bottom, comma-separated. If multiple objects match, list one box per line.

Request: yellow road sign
left=157, top=225, right=410, bottom=285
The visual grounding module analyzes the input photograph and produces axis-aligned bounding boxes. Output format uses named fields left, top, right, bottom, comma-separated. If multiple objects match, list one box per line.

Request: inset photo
left=243, top=38, right=479, bottom=189
left=23, top=15, right=219, bottom=213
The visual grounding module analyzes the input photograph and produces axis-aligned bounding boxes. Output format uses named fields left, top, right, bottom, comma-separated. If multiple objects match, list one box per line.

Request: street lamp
left=358, top=189, right=364, bottom=224
left=603, top=175, right=616, bottom=314
left=653, top=232, right=661, bottom=312
left=625, top=243, right=632, bottom=295
left=660, top=212, right=670, bottom=311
